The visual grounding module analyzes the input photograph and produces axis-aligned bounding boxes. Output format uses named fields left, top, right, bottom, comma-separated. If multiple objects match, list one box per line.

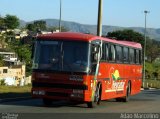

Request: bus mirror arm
left=92, top=45, right=101, bottom=62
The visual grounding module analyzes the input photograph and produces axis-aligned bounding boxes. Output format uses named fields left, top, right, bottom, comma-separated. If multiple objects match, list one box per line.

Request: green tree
left=26, top=20, right=47, bottom=31
left=34, top=20, right=47, bottom=31
left=26, top=23, right=36, bottom=31
left=0, top=55, right=5, bottom=66
left=8, top=39, right=32, bottom=76
left=17, top=45, right=32, bottom=76
left=107, top=29, right=145, bottom=46
left=146, top=39, right=160, bottom=63
left=0, top=34, right=8, bottom=49
left=0, top=17, right=5, bottom=29
left=4, top=14, right=19, bottom=29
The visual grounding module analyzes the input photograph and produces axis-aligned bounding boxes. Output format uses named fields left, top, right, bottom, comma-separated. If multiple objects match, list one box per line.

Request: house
left=0, top=65, right=26, bottom=86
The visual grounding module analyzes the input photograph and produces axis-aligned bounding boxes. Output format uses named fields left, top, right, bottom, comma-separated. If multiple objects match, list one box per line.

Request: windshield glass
left=32, top=40, right=90, bottom=73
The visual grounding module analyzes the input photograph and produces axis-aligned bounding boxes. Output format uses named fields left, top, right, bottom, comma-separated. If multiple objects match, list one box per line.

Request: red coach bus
left=31, top=32, right=142, bottom=108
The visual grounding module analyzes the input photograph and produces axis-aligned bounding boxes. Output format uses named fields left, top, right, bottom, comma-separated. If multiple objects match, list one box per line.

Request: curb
left=141, top=87, right=158, bottom=90
left=0, top=97, right=32, bottom=103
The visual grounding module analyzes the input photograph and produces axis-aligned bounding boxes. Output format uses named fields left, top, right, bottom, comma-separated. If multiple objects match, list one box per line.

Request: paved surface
left=0, top=89, right=160, bottom=119
left=0, top=89, right=160, bottom=113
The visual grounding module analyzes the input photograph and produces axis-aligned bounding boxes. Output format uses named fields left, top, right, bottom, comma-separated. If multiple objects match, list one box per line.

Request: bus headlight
left=33, top=90, right=45, bottom=95
left=70, top=89, right=84, bottom=98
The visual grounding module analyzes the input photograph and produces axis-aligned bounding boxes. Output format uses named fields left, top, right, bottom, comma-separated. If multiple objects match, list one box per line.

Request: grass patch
left=144, top=79, right=160, bottom=89
left=0, top=85, right=31, bottom=99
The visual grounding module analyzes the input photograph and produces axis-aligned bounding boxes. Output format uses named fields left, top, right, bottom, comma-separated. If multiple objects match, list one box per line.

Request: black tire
left=94, top=83, right=101, bottom=104
left=87, top=102, right=94, bottom=108
left=43, top=98, right=53, bottom=106
left=87, top=83, right=102, bottom=108
left=123, top=82, right=131, bottom=102
left=115, top=98, right=123, bottom=102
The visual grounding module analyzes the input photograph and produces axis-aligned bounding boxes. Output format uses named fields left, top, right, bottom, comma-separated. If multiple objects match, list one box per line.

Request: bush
left=0, top=79, right=6, bottom=86
left=144, top=79, right=160, bottom=89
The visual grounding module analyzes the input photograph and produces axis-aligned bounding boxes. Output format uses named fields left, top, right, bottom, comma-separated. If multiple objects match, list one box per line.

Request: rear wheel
left=87, top=83, right=101, bottom=108
left=116, top=81, right=131, bottom=102
left=115, top=98, right=123, bottom=102
left=123, top=82, right=131, bottom=102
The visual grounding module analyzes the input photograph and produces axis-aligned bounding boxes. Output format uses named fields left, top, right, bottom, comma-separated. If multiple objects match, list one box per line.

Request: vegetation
left=0, top=85, right=31, bottom=93
left=107, top=29, right=145, bottom=46
left=0, top=56, right=5, bottom=66
left=1, top=14, right=20, bottom=29
left=0, top=79, right=6, bottom=86
left=0, top=85, right=31, bottom=99
left=8, top=39, right=32, bottom=76
left=144, top=80, right=160, bottom=89
left=26, top=20, right=68, bottom=32
left=26, top=20, right=47, bottom=31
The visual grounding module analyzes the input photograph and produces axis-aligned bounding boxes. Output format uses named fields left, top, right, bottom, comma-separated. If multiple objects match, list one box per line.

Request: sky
left=0, top=0, right=159, bottom=28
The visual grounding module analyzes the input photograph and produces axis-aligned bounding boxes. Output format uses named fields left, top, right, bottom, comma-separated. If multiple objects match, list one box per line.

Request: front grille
left=46, top=92, right=69, bottom=97
left=32, top=82, right=88, bottom=90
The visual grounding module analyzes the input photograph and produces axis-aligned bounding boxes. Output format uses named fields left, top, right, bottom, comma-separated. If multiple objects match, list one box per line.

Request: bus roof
left=37, top=32, right=142, bottom=49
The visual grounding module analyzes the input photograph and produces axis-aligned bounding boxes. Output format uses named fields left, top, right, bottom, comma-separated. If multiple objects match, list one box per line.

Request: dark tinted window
left=129, top=48, right=135, bottom=64
left=101, top=43, right=106, bottom=61
left=116, top=45, right=123, bottom=62
left=135, top=50, right=140, bottom=64
left=139, top=50, right=142, bottom=64
left=123, top=47, right=129, bottom=63
left=108, top=44, right=115, bottom=62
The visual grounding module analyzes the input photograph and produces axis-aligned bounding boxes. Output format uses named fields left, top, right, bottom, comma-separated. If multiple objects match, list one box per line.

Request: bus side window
left=139, top=50, right=142, bottom=64
left=129, top=48, right=135, bottom=64
left=123, top=47, right=129, bottom=63
left=105, top=43, right=108, bottom=61
left=101, top=43, right=108, bottom=61
left=135, top=49, right=140, bottom=64
left=108, top=44, right=115, bottom=62
left=101, top=43, right=106, bottom=61
left=116, top=45, right=122, bottom=63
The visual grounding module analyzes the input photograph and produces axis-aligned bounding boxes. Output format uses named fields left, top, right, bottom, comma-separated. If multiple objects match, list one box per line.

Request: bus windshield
left=32, top=40, right=90, bottom=73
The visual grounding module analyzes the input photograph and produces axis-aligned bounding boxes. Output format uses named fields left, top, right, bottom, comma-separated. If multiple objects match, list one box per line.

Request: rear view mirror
left=92, top=45, right=100, bottom=62
left=92, top=45, right=99, bottom=54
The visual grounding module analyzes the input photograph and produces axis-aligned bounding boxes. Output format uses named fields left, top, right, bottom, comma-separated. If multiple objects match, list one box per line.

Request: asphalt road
left=0, top=89, right=160, bottom=119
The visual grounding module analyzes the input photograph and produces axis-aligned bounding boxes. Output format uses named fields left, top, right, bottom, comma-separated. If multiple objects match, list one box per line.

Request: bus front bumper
left=31, top=88, right=88, bottom=102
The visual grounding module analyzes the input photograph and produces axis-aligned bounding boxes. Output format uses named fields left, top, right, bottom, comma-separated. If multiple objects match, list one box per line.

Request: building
left=0, top=65, right=26, bottom=86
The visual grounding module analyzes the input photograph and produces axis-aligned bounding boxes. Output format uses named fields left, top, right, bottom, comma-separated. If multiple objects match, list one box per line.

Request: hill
left=20, top=19, right=160, bottom=41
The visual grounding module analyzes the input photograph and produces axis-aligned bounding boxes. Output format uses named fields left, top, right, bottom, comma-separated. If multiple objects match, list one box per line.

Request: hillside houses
left=0, top=51, right=31, bottom=86
left=0, top=28, right=32, bottom=86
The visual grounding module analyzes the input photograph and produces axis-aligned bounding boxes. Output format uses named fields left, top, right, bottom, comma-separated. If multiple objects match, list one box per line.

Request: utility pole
left=91, top=0, right=103, bottom=102
left=59, top=0, right=62, bottom=32
left=97, top=0, right=103, bottom=36
left=143, top=10, right=149, bottom=88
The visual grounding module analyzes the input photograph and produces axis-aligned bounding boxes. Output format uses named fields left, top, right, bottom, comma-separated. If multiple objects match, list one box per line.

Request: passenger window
left=135, top=50, right=140, bottom=64
left=123, top=47, right=129, bottom=63
left=139, top=50, right=142, bottom=64
left=101, top=43, right=106, bottom=61
left=129, top=48, right=135, bottom=64
left=101, top=43, right=108, bottom=61
left=105, top=44, right=108, bottom=60
left=116, top=45, right=122, bottom=63
left=108, top=44, right=115, bottom=62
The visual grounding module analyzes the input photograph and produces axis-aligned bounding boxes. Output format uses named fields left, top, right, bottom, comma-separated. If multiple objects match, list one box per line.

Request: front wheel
left=43, top=98, right=53, bottom=106
left=87, top=83, right=101, bottom=108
